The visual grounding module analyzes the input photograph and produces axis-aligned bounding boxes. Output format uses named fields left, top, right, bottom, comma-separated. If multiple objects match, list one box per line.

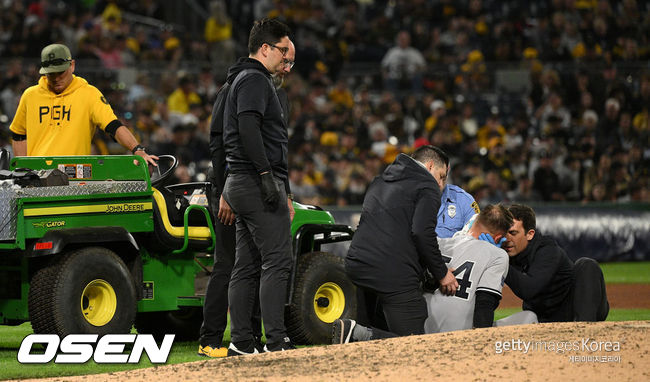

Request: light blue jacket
left=436, top=184, right=479, bottom=238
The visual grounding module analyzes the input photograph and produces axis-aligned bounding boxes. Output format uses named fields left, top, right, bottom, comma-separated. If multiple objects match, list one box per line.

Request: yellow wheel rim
left=314, top=282, right=345, bottom=323
left=81, top=279, right=117, bottom=326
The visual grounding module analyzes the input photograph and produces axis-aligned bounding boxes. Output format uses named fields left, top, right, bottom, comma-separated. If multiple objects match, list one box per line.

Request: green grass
left=601, top=261, right=650, bottom=283
left=494, top=308, right=650, bottom=321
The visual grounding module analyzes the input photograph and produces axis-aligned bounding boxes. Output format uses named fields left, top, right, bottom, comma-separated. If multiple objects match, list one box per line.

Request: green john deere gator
left=0, top=153, right=355, bottom=345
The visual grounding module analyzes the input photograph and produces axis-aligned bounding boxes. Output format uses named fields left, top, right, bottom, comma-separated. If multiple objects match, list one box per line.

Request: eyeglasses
left=283, top=58, right=295, bottom=69
left=41, top=58, right=71, bottom=67
left=267, top=43, right=289, bottom=56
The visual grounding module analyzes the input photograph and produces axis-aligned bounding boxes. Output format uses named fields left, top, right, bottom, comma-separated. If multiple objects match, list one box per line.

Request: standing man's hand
left=439, top=269, right=459, bottom=296
left=287, top=197, right=295, bottom=221
left=218, top=195, right=236, bottom=225
left=259, top=172, right=280, bottom=211
left=114, top=126, right=158, bottom=167
left=134, top=149, right=159, bottom=167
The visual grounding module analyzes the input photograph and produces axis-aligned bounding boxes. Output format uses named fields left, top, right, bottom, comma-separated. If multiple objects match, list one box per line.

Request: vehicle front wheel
left=286, top=251, right=357, bottom=345
left=28, top=247, right=137, bottom=336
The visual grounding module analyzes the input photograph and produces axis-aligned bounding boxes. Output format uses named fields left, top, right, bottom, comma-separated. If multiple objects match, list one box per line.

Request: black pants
left=573, top=257, right=609, bottom=321
left=223, top=173, right=292, bottom=345
left=355, top=285, right=428, bottom=340
left=538, top=257, right=609, bottom=322
left=198, top=194, right=261, bottom=347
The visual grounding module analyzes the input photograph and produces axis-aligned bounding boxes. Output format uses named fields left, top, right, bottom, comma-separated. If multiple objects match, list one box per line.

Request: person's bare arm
left=12, top=140, right=26, bottom=157
left=114, top=125, right=158, bottom=166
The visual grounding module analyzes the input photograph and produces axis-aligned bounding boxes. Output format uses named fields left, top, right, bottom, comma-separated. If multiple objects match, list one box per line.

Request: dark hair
left=508, top=204, right=536, bottom=232
left=476, top=204, right=513, bottom=235
left=411, top=145, right=448, bottom=169
left=248, top=18, right=291, bottom=54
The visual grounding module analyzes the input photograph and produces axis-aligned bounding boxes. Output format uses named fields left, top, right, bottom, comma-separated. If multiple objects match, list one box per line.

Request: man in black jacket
left=503, top=204, right=609, bottom=322
left=221, top=18, right=295, bottom=355
left=341, top=146, right=458, bottom=340
left=197, top=33, right=296, bottom=358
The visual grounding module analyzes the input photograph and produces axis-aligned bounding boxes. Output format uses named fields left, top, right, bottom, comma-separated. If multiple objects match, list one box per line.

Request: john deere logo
left=105, top=203, right=146, bottom=213
left=33, top=221, right=66, bottom=228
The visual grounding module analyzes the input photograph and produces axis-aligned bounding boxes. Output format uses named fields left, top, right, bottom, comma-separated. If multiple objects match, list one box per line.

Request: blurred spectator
left=477, top=112, right=506, bottom=150
left=340, top=172, right=367, bottom=205
left=205, top=0, right=235, bottom=65
left=0, top=76, right=22, bottom=120
left=596, top=97, right=621, bottom=155
left=583, top=154, right=612, bottom=200
left=424, top=99, right=446, bottom=134
left=167, top=76, right=201, bottom=115
left=533, top=150, right=564, bottom=202
left=288, top=165, right=318, bottom=204
left=508, top=175, right=539, bottom=203
left=381, top=30, right=426, bottom=92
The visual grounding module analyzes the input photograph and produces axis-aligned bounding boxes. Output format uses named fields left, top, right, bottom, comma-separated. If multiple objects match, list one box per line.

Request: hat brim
left=39, top=62, right=71, bottom=74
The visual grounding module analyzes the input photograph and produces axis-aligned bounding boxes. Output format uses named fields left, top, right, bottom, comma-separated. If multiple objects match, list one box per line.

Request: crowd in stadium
left=0, top=0, right=648, bottom=205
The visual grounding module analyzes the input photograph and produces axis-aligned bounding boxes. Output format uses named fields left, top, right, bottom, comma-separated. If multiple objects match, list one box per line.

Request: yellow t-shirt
left=167, top=88, right=201, bottom=114
left=204, top=17, right=232, bottom=43
left=10, top=75, right=118, bottom=156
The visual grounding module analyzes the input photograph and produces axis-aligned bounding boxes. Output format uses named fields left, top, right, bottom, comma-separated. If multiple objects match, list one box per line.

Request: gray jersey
left=424, top=231, right=508, bottom=333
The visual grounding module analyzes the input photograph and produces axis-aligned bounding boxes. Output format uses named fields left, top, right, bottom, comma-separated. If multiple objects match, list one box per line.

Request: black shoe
left=332, top=319, right=356, bottom=344
left=254, top=336, right=265, bottom=353
left=263, top=337, right=295, bottom=352
left=227, top=340, right=259, bottom=356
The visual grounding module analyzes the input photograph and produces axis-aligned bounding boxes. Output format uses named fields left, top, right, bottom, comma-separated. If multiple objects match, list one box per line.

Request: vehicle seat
left=151, top=187, right=212, bottom=251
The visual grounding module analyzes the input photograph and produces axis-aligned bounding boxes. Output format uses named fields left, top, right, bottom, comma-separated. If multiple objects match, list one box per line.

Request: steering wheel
left=149, top=155, right=178, bottom=187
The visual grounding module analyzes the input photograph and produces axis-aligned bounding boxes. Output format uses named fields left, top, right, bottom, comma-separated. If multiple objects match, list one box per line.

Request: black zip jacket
left=208, top=81, right=231, bottom=194
left=505, top=232, right=574, bottom=321
left=222, top=58, right=289, bottom=191
left=345, top=153, right=447, bottom=293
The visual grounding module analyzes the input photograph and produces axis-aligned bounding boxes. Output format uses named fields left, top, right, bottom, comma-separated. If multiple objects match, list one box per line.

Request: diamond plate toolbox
left=0, top=181, right=148, bottom=240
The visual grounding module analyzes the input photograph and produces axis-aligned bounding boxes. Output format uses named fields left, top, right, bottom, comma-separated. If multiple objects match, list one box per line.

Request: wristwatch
left=287, top=193, right=294, bottom=200
left=131, top=144, right=146, bottom=154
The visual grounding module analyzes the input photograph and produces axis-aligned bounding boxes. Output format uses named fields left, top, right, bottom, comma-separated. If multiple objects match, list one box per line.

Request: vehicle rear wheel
left=135, top=307, right=203, bottom=342
left=28, top=247, right=137, bottom=336
left=286, top=251, right=357, bottom=345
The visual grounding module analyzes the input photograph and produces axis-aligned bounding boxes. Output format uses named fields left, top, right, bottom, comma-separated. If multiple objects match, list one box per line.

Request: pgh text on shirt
left=10, top=75, right=119, bottom=156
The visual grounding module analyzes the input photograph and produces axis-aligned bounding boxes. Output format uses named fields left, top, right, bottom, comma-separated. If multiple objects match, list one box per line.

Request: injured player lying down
left=333, top=204, right=538, bottom=343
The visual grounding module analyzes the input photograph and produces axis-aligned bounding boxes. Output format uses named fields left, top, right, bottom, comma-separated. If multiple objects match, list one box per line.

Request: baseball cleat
left=197, top=344, right=228, bottom=358
left=227, top=341, right=260, bottom=356
left=263, top=337, right=296, bottom=352
left=332, top=319, right=356, bottom=344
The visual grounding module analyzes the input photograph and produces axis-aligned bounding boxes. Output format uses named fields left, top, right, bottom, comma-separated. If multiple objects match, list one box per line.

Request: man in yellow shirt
left=10, top=44, right=157, bottom=166
left=166, top=76, right=201, bottom=115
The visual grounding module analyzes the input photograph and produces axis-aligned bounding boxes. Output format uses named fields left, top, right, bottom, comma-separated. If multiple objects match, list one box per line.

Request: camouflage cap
left=39, top=44, right=72, bottom=74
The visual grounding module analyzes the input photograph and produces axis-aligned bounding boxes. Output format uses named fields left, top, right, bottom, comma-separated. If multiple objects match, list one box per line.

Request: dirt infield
left=501, top=283, right=650, bottom=309
left=24, top=321, right=649, bottom=382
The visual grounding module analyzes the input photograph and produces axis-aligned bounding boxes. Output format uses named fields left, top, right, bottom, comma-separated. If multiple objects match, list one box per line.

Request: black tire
left=134, top=307, right=203, bottom=342
left=286, top=251, right=357, bottom=345
left=28, top=247, right=137, bottom=336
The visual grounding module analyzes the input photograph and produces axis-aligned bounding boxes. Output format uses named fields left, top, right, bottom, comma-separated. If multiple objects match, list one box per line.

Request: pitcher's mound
left=30, top=321, right=650, bottom=381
